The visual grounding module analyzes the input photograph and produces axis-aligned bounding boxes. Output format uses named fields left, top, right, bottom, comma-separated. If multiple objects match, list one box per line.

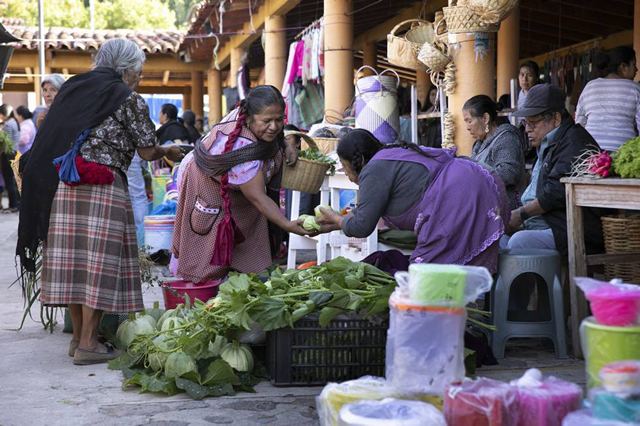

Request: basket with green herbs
left=281, top=137, right=336, bottom=193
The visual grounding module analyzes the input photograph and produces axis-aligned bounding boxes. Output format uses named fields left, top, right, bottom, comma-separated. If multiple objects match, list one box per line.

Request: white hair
left=94, top=39, right=146, bottom=76
left=41, top=74, right=66, bottom=92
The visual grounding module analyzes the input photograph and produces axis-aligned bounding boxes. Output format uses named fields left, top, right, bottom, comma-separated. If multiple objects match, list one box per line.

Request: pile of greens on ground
left=299, top=148, right=337, bottom=175
left=612, top=136, right=640, bottom=178
left=108, top=257, right=397, bottom=399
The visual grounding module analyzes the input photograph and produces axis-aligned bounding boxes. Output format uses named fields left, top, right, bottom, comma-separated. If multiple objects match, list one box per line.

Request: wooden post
left=191, top=71, right=204, bottom=117
left=416, top=70, right=432, bottom=108
left=207, top=67, right=222, bottom=124
left=324, top=0, right=354, bottom=123
left=635, top=0, right=640, bottom=81
left=361, top=42, right=377, bottom=75
left=448, top=32, right=496, bottom=156
left=265, top=14, right=287, bottom=90
left=183, top=89, right=191, bottom=115
left=497, top=7, right=520, bottom=98
left=229, top=46, right=243, bottom=88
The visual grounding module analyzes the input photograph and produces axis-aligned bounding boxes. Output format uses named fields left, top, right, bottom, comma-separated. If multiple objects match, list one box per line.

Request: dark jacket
left=536, top=117, right=604, bottom=256
left=156, top=120, right=190, bottom=145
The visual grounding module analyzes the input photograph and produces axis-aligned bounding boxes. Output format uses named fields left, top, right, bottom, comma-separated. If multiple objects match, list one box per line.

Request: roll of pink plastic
left=514, top=378, right=582, bottom=426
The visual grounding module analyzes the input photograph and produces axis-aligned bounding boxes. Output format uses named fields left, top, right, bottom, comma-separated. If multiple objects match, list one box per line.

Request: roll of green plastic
left=582, top=317, right=640, bottom=389
left=408, top=264, right=467, bottom=306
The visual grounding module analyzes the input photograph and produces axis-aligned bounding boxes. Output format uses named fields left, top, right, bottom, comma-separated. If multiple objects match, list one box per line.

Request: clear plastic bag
left=394, top=264, right=493, bottom=307
left=509, top=369, right=583, bottom=426
left=386, top=290, right=467, bottom=395
left=590, top=387, right=640, bottom=424
left=575, top=278, right=640, bottom=327
left=562, top=409, right=638, bottom=426
left=338, top=398, right=446, bottom=426
left=316, top=376, right=397, bottom=426
left=444, top=378, right=518, bottom=426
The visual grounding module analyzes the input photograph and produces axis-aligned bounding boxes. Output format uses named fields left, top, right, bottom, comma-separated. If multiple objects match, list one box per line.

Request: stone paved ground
left=0, top=206, right=585, bottom=426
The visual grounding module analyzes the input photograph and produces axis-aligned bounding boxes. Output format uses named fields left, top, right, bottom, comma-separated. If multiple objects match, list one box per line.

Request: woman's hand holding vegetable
left=288, top=218, right=319, bottom=237
left=316, top=207, right=345, bottom=232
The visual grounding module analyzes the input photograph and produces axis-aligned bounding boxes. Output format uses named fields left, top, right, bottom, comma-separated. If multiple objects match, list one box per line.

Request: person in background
left=575, top=46, right=640, bottom=152
left=465, top=95, right=525, bottom=210
left=33, top=74, right=66, bottom=129
left=182, top=110, right=201, bottom=144
left=15, top=106, right=36, bottom=154
left=156, top=103, right=190, bottom=145
left=419, top=86, right=442, bottom=148
left=518, top=61, right=541, bottom=115
left=398, top=99, right=414, bottom=143
left=0, top=104, right=20, bottom=212
left=195, top=116, right=205, bottom=134
left=17, top=39, right=185, bottom=365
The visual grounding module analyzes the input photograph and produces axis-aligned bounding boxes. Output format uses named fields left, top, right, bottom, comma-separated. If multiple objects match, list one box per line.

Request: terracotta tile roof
left=4, top=24, right=185, bottom=54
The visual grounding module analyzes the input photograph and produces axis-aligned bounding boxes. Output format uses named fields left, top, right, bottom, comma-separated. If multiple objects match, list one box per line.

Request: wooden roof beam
left=216, top=0, right=301, bottom=69
left=355, top=3, right=431, bottom=50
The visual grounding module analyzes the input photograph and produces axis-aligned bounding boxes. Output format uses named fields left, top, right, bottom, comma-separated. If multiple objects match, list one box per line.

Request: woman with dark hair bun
left=576, top=46, right=640, bottom=152
left=464, top=95, right=525, bottom=210
left=317, top=129, right=510, bottom=274
left=172, top=85, right=315, bottom=283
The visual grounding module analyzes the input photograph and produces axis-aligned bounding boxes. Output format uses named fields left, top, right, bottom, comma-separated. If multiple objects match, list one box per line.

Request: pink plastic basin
left=162, top=280, right=221, bottom=309
left=588, top=287, right=640, bottom=327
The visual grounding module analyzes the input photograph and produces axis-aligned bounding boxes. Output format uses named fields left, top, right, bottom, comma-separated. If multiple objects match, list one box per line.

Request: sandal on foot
left=73, top=344, right=122, bottom=365
left=69, top=340, right=79, bottom=357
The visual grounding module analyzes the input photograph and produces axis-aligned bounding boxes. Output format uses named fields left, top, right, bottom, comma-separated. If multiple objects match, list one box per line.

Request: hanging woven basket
left=443, top=5, right=501, bottom=34
left=387, top=19, right=434, bottom=71
left=417, top=20, right=451, bottom=73
left=461, top=0, right=519, bottom=25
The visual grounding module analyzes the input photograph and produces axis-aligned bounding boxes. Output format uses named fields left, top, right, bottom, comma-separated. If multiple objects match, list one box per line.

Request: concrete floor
left=0, top=206, right=586, bottom=426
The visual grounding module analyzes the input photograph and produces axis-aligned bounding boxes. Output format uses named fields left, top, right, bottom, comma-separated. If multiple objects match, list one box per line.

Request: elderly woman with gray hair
left=33, top=73, right=66, bottom=129
left=17, top=39, right=184, bottom=365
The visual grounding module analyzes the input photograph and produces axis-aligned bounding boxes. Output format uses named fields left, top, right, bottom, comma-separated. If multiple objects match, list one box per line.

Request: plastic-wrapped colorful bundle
left=600, top=361, right=640, bottom=396
left=576, top=278, right=640, bottom=327
left=510, top=369, right=583, bottom=426
left=562, top=409, right=633, bottom=426
left=444, top=378, right=519, bottom=426
left=590, top=387, right=640, bottom=423
left=316, top=376, right=397, bottom=426
left=338, top=398, right=446, bottom=426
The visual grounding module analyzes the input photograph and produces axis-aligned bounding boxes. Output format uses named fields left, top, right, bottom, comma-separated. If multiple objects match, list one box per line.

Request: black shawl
left=17, top=67, right=133, bottom=272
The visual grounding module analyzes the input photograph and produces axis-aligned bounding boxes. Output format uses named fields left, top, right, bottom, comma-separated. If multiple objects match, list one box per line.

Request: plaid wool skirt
left=40, top=169, right=144, bottom=313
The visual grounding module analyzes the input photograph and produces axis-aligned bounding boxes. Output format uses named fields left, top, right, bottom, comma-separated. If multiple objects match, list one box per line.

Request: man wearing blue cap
left=505, top=84, right=604, bottom=307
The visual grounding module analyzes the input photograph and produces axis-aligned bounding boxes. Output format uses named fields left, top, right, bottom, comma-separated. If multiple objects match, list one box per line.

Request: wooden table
left=562, top=177, right=640, bottom=358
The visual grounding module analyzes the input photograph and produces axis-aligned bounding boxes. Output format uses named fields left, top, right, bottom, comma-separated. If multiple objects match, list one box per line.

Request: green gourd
left=220, top=341, right=254, bottom=372
left=207, top=335, right=229, bottom=357
left=116, top=313, right=156, bottom=348
left=164, top=351, right=197, bottom=378
left=144, top=301, right=165, bottom=323
left=148, top=334, right=171, bottom=371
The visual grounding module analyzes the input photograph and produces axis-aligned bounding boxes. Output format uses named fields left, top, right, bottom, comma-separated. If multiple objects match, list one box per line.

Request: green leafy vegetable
left=612, top=137, right=640, bottom=178
left=299, top=149, right=337, bottom=175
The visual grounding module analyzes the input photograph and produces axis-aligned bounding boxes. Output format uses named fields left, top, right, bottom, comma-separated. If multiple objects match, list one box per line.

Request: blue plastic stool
left=490, top=249, right=568, bottom=358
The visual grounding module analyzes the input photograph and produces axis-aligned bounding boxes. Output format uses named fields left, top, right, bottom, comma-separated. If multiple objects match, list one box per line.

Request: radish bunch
left=588, top=151, right=612, bottom=178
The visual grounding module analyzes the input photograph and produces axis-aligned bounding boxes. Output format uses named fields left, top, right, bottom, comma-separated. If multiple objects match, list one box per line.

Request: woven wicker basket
left=463, top=0, right=519, bottom=24
left=282, top=138, right=331, bottom=193
left=418, top=21, right=451, bottom=73
left=387, top=19, right=434, bottom=71
left=602, top=214, right=640, bottom=283
left=10, top=152, right=21, bottom=194
left=304, top=137, right=339, bottom=155
left=443, top=5, right=501, bottom=34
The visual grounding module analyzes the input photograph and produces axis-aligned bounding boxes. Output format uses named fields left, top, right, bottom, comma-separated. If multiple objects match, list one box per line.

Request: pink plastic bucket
left=588, top=287, right=640, bottom=327
left=162, top=280, right=221, bottom=309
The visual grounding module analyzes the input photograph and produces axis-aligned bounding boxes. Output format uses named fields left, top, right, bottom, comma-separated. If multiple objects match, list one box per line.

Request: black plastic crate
left=266, top=314, right=388, bottom=386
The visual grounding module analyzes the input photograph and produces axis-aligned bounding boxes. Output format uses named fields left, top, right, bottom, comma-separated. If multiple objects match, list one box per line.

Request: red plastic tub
left=162, top=280, right=222, bottom=309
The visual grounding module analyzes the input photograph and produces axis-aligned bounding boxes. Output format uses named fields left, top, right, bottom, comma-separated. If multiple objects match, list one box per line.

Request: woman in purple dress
left=318, top=129, right=510, bottom=274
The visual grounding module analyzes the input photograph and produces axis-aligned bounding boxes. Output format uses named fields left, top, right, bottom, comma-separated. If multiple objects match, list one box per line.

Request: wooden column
left=497, top=7, right=520, bottom=98
left=191, top=71, right=204, bottom=116
left=207, top=67, right=222, bottom=124
left=361, top=42, right=377, bottom=75
left=265, top=14, right=287, bottom=90
left=324, top=0, right=354, bottom=122
left=229, top=46, right=243, bottom=88
left=416, top=70, right=432, bottom=108
left=448, top=32, right=496, bottom=156
left=183, top=89, right=191, bottom=114
left=635, top=0, right=640, bottom=81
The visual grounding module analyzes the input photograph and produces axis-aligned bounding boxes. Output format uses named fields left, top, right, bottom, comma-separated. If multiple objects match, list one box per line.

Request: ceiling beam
left=520, top=4, right=632, bottom=31
left=354, top=2, right=446, bottom=50
left=216, top=0, right=301, bottom=69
